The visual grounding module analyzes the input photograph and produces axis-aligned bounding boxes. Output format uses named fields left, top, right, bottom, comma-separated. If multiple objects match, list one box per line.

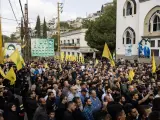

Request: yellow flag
left=94, top=59, right=99, bottom=66
left=129, top=69, right=135, bottom=81
left=61, top=52, right=64, bottom=62
left=5, top=67, right=16, bottom=85
left=152, top=52, right=156, bottom=73
left=81, top=55, right=84, bottom=63
left=75, top=56, right=78, bottom=62
left=20, top=55, right=25, bottom=66
left=21, top=42, right=26, bottom=48
left=0, top=17, right=3, bottom=64
left=44, top=63, right=49, bottom=69
left=0, top=67, right=6, bottom=78
left=9, top=49, right=22, bottom=70
left=59, top=64, right=62, bottom=72
left=102, top=43, right=115, bottom=66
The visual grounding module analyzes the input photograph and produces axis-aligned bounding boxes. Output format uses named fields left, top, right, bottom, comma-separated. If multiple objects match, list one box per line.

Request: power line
left=19, top=0, right=25, bottom=21
left=1, top=17, right=21, bottom=21
left=8, top=0, right=19, bottom=26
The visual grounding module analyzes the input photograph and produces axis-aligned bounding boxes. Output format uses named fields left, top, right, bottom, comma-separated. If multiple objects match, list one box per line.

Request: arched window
left=123, top=27, right=136, bottom=45
left=126, top=31, right=132, bottom=44
left=153, top=15, right=160, bottom=31
left=123, top=0, right=136, bottom=16
left=127, top=2, right=132, bottom=15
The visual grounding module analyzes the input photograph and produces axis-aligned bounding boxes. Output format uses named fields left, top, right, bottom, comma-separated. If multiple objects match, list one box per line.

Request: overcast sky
left=1, top=0, right=112, bottom=36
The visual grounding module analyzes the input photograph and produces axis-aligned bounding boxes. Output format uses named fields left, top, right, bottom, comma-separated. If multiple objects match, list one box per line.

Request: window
left=72, top=52, right=74, bottom=55
left=123, top=38, right=124, bottom=44
left=64, top=40, right=66, bottom=44
left=123, top=8, right=125, bottom=16
left=126, top=31, right=132, bottom=44
left=72, top=39, right=74, bottom=44
left=61, top=41, right=62, bottom=44
left=151, top=40, right=155, bottom=47
left=77, top=39, right=80, bottom=44
left=123, top=0, right=136, bottom=17
left=153, top=15, right=160, bottom=32
left=158, top=40, right=160, bottom=47
left=68, top=40, right=70, bottom=44
left=126, top=2, right=132, bottom=16
left=68, top=52, right=70, bottom=55
left=151, top=49, right=159, bottom=56
left=64, top=52, right=66, bottom=55
left=123, top=27, right=136, bottom=45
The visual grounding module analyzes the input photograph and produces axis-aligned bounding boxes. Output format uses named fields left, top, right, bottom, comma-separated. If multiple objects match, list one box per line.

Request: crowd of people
left=0, top=58, right=160, bottom=120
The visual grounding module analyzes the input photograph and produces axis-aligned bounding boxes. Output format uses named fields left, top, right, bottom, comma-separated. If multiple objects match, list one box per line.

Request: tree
left=43, top=17, right=47, bottom=38
left=2, top=35, right=11, bottom=42
left=10, top=34, right=17, bottom=40
left=35, top=15, right=41, bottom=38
left=85, top=0, right=116, bottom=52
left=20, top=18, right=24, bottom=40
left=51, top=34, right=58, bottom=51
left=82, top=19, right=92, bottom=28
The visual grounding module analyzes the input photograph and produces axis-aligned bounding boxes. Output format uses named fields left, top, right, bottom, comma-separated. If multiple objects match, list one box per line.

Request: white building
left=67, top=17, right=84, bottom=28
left=116, top=0, right=160, bottom=60
left=60, top=29, right=94, bottom=57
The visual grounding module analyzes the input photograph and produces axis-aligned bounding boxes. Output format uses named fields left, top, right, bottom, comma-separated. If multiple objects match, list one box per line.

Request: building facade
left=60, top=29, right=94, bottom=57
left=116, top=0, right=160, bottom=59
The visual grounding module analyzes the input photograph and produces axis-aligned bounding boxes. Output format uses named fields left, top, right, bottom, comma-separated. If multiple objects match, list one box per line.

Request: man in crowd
left=63, top=101, right=76, bottom=120
left=83, top=98, right=94, bottom=120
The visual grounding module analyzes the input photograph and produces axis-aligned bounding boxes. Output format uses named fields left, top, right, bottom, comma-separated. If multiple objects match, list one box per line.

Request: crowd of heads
left=0, top=58, right=159, bottom=120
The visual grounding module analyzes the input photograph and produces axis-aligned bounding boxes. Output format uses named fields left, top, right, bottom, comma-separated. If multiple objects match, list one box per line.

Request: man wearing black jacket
left=73, top=97, right=85, bottom=120
left=26, top=91, right=37, bottom=120
left=64, top=101, right=76, bottom=120
left=46, top=92, right=57, bottom=114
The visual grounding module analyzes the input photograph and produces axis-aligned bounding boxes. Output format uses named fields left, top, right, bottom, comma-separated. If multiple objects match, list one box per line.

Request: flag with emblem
left=5, top=67, right=16, bottom=85
left=102, top=43, right=115, bottom=66
left=9, top=49, right=22, bottom=70
left=0, top=67, right=6, bottom=78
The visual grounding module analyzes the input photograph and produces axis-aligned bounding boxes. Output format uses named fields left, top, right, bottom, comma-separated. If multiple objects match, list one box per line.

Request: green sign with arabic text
left=31, top=39, right=54, bottom=57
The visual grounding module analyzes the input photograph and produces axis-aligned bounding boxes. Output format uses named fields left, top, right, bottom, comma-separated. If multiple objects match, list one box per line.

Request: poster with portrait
left=138, top=39, right=150, bottom=58
left=4, top=43, right=21, bottom=56
left=125, top=44, right=132, bottom=56
left=31, top=39, right=54, bottom=57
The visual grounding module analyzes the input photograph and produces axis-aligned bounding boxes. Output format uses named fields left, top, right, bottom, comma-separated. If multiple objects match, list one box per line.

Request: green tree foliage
left=10, top=34, right=17, bottom=40
left=85, top=0, right=116, bottom=52
left=2, top=35, right=11, bottom=42
left=35, top=15, right=41, bottom=38
left=82, top=19, right=92, bottom=28
left=51, top=34, right=58, bottom=51
left=43, top=18, right=47, bottom=38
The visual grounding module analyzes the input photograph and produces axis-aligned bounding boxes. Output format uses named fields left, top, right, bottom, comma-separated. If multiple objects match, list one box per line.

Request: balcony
left=61, top=43, right=80, bottom=49
left=80, top=47, right=95, bottom=53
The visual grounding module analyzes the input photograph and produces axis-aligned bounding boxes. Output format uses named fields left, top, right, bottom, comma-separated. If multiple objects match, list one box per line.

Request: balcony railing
left=60, top=43, right=80, bottom=48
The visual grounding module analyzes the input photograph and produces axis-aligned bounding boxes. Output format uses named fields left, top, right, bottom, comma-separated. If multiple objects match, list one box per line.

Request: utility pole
left=24, top=2, right=30, bottom=61
left=57, top=2, right=63, bottom=59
